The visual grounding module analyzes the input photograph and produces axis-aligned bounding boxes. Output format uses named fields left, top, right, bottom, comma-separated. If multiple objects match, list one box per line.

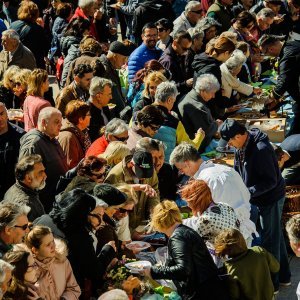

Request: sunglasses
left=114, top=135, right=129, bottom=142
left=149, top=125, right=161, bottom=131
left=157, top=27, right=167, bottom=32
left=191, top=9, right=203, bottom=14
left=14, top=223, right=29, bottom=230
left=117, top=207, right=133, bottom=213
left=179, top=45, right=190, bottom=51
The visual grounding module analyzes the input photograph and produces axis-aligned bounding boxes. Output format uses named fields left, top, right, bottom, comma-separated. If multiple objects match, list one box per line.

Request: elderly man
left=3, top=155, right=46, bottom=221
left=176, top=74, right=222, bottom=151
left=172, top=1, right=203, bottom=34
left=0, top=29, right=36, bottom=80
left=220, top=119, right=291, bottom=292
left=0, top=203, right=30, bottom=257
left=19, top=107, right=68, bottom=212
left=86, top=118, right=129, bottom=156
left=88, top=77, right=113, bottom=142
left=0, top=260, right=13, bottom=299
left=0, top=102, right=25, bottom=199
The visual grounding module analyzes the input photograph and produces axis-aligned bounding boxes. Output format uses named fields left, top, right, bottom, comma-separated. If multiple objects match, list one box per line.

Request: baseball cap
left=132, top=150, right=154, bottom=179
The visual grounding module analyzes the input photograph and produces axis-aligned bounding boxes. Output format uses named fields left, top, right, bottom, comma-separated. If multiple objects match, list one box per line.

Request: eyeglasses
left=144, top=34, right=158, bottom=38
left=117, top=207, right=133, bottom=213
left=149, top=124, right=161, bottom=131
left=14, top=224, right=29, bottom=230
left=157, top=27, right=167, bottom=32
left=179, top=44, right=190, bottom=51
left=191, top=9, right=203, bottom=14
left=114, top=135, right=129, bottom=142
left=27, top=262, right=38, bottom=271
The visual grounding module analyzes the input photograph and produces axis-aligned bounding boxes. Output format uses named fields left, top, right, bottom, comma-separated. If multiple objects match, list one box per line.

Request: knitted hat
left=109, top=41, right=131, bottom=56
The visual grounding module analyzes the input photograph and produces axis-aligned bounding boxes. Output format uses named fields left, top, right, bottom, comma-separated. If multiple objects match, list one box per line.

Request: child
left=215, top=228, right=279, bottom=300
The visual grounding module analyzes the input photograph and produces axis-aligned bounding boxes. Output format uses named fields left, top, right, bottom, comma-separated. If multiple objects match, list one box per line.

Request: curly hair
left=18, top=1, right=39, bottom=22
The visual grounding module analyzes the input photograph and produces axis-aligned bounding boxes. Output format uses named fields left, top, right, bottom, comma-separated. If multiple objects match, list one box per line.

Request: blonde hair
left=99, top=141, right=130, bottom=166
left=143, top=71, right=167, bottom=98
left=115, top=183, right=138, bottom=205
left=25, top=225, right=52, bottom=250
left=151, top=200, right=182, bottom=232
left=27, top=69, right=48, bottom=97
left=2, top=66, right=20, bottom=89
left=13, top=69, right=31, bottom=89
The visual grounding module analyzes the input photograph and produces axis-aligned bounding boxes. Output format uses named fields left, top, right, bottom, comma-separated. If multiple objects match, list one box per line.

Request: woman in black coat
left=142, top=200, right=230, bottom=300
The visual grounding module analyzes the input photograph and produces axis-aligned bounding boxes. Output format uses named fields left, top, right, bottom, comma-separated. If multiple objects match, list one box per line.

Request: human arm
left=256, top=246, right=280, bottom=274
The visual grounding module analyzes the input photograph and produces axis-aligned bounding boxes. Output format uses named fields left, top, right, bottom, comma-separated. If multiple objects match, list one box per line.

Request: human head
left=99, top=142, right=131, bottom=166
left=27, top=69, right=49, bottom=97
left=154, top=81, right=178, bottom=111
left=107, top=41, right=131, bottom=69
left=129, top=150, right=154, bottom=179
left=89, top=77, right=113, bottom=109
left=156, top=18, right=173, bottom=41
left=37, top=107, right=62, bottom=139
left=185, top=1, right=203, bottom=25
left=169, top=142, right=201, bottom=177
left=12, top=69, right=31, bottom=98
left=2, top=66, right=20, bottom=90
left=236, top=41, right=250, bottom=58
left=172, top=31, right=192, bottom=56
left=195, top=17, right=221, bottom=42
left=0, top=203, right=30, bottom=244
left=79, top=36, right=102, bottom=57
left=220, top=119, right=248, bottom=148
left=256, top=8, right=275, bottom=31
left=15, top=154, right=47, bottom=191
left=65, top=100, right=90, bottom=130
left=104, top=118, right=129, bottom=143
left=0, top=259, right=14, bottom=297
left=258, top=34, right=284, bottom=57
left=135, top=137, right=165, bottom=173
left=73, top=64, right=93, bottom=91
left=136, top=105, right=165, bottom=137
left=63, top=17, right=90, bottom=38
left=187, top=27, right=204, bottom=53
left=143, top=71, right=167, bottom=99
left=286, top=214, right=300, bottom=256
left=1, top=29, right=19, bottom=52
left=78, top=0, right=96, bottom=17
left=142, top=23, right=158, bottom=49
left=0, top=103, right=8, bottom=135
left=17, top=1, right=39, bottom=23
left=56, top=2, right=72, bottom=19
left=264, top=0, right=283, bottom=14
left=206, top=36, right=236, bottom=62
left=233, top=11, right=256, bottom=40
left=195, top=73, right=220, bottom=101
left=224, top=49, right=247, bottom=77
left=99, top=289, right=128, bottom=300
left=272, top=144, right=290, bottom=169
left=214, top=228, right=248, bottom=258
left=77, top=156, right=107, bottom=183
left=151, top=200, right=182, bottom=235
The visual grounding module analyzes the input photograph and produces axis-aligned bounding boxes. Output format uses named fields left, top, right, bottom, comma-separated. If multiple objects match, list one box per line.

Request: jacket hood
left=192, top=52, right=221, bottom=73
left=248, top=128, right=268, bottom=144
left=20, top=129, right=45, bottom=144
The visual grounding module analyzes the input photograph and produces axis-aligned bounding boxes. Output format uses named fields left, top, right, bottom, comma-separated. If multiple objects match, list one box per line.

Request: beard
left=31, top=178, right=46, bottom=191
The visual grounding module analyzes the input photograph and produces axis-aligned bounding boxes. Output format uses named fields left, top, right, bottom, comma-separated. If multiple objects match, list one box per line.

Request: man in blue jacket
left=220, top=119, right=291, bottom=293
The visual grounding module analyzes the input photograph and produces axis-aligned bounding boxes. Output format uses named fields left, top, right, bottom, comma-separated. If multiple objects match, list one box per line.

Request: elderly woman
left=177, top=74, right=221, bottom=151
left=141, top=200, right=230, bottom=300
left=86, top=118, right=129, bottom=157
left=58, top=100, right=91, bottom=169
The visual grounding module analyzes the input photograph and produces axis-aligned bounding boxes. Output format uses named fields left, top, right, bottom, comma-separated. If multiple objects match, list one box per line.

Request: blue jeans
left=259, top=197, right=291, bottom=290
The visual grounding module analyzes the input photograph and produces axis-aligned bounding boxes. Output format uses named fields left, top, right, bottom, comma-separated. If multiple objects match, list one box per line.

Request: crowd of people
left=0, top=0, right=300, bottom=298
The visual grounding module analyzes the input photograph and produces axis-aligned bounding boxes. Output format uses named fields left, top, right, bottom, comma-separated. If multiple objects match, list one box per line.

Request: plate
left=125, top=260, right=151, bottom=273
left=125, top=241, right=151, bottom=251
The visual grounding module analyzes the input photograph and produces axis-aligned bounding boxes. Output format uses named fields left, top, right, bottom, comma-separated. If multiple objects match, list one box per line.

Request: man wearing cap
left=105, top=150, right=160, bottom=232
left=99, top=41, right=132, bottom=116
left=220, top=119, right=291, bottom=291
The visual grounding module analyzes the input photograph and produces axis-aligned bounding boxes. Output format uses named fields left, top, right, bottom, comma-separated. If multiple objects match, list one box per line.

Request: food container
left=282, top=185, right=300, bottom=226
left=230, top=111, right=267, bottom=120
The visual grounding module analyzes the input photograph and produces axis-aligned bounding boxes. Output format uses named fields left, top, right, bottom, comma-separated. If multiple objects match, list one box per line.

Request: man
left=169, top=142, right=256, bottom=242
left=128, top=23, right=162, bottom=82
left=88, top=77, right=113, bottom=142
left=255, top=8, right=276, bottom=32
left=0, top=260, right=13, bottom=299
left=100, top=41, right=132, bottom=116
left=86, top=118, right=129, bottom=156
left=3, top=155, right=46, bottom=221
left=172, top=1, right=203, bottom=34
left=136, top=137, right=177, bottom=200
left=0, top=203, right=30, bottom=257
left=56, top=64, right=93, bottom=116
left=19, top=107, right=68, bottom=212
left=251, top=0, right=283, bottom=14
left=105, top=150, right=160, bottom=231
left=159, top=31, right=193, bottom=94
left=220, top=119, right=291, bottom=291
left=0, top=29, right=36, bottom=80
left=0, top=102, right=25, bottom=199
left=259, top=34, right=300, bottom=135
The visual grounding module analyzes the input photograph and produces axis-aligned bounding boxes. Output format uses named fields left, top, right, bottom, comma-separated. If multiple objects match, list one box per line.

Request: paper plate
left=125, top=241, right=151, bottom=251
left=125, top=260, right=151, bottom=273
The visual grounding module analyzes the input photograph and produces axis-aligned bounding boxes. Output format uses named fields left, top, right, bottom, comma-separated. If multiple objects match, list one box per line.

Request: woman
left=58, top=100, right=91, bottom=169
left=127, top=105, right=165, bottom=150
left=10, top=1, right=48, bottom=68
left=141, top=200, right=230, bottom=300
left=156, top=18, right=174, bottom=51
left=12, top=69, right=31, bottom=108
left=23, top=69, right=51, bottom=132
left=25, top=225, right=81, bottom=300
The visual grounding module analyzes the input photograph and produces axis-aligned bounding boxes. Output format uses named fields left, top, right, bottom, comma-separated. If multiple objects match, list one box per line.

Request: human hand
left=139, top=266, right=152, bottom=278
left=36, top=17, right=44, bottom=28
left=274, top=14, right=285, bottom=24
left=216, top=119, right=223, bottom=126
left=196, top=128, right=205, bottom=138
left=226, top=105, right=242, bottom=113
left=27, top=287, right=41, bottom=300
left=133, top=184, right=157, bottom=197
left=122, top=275, right=141, bottom=295
left=186, top=78, right=193, bottom=87
left=110, top=3, right=121, bottom=9
left=94, top=9, right=103, bottom=20
left=109, top=17, right=117, bottom=26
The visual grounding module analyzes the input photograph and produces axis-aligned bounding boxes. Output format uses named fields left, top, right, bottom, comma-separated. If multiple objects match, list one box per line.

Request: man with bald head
left=19, top=107, right=68, bottom=212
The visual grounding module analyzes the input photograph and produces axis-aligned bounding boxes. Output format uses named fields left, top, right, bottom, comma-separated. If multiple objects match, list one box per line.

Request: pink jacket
left=23, top=95, right=51, bottom=132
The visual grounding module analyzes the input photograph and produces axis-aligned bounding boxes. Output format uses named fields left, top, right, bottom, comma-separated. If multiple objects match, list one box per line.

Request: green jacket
left=105, top=155, right=160, bottom=230
left=207, top=1, right=233, bottom=32
left=224, top=246, right=279, bottom=300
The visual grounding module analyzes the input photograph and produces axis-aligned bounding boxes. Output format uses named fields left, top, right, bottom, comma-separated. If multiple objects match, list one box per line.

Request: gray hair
left=78, top=0, right=94, bottom=9
left=225, top=49, right=247, bottom=72
left=37, top=107, right=62, bottom=128
left=169, top=142, right=200, bottom=165
left=98, top=289, right=128, bottom=300
left=195, top=74, right=220, bottom=94
left=105, top=118, right=129, bottom=136
left=15, top=154, right=43, bottom=182
left=0, top=203, right=30, bottom=232
left=185, top=0, right=201, bottom=13
left=89, top=77, right=112, bottom=97
left=286, top=214, right=300, bottom=244
left=136, top=137, right=166, bottom=153
left=2, top=29, right=19, bottom=41
left=257, top=8, right=275, bottom=19
left=195, top=17, right=221, bottom=32
left=155, top=81, right=178, bottom=103
left=0, top=260, right=14, bottom=284
left=188, top=27, right=204, bottom=41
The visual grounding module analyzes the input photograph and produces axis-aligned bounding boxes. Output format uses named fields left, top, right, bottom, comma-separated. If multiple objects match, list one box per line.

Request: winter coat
left=19, top=129, right=68, bottom=212
left=172, top=12, right=192, bottom=35
left=86, top=134, right=109, bottom=157
left=52, top=17, right=68, bottom=38
left=157, top=163, right=177, bottom=200
left=3, top=181, right=45, bottom=221
left=60, top=35, right=81, bottom=58
left=61, top=44, right=80, bottom=87
left=151, top=224, right=229, bottom=300
left=234, top=129, right=286, bottom=206
left=34, top=239, right=81, bottom=300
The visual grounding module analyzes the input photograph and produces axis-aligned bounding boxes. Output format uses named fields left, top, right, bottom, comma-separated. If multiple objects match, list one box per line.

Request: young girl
left=25, top=225, right=81, bottom=300
left=215, top=228, right=279, bottom=300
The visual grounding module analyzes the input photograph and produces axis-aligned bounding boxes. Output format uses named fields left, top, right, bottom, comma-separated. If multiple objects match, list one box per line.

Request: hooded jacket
left=234, top=129, right=285, bottom=206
